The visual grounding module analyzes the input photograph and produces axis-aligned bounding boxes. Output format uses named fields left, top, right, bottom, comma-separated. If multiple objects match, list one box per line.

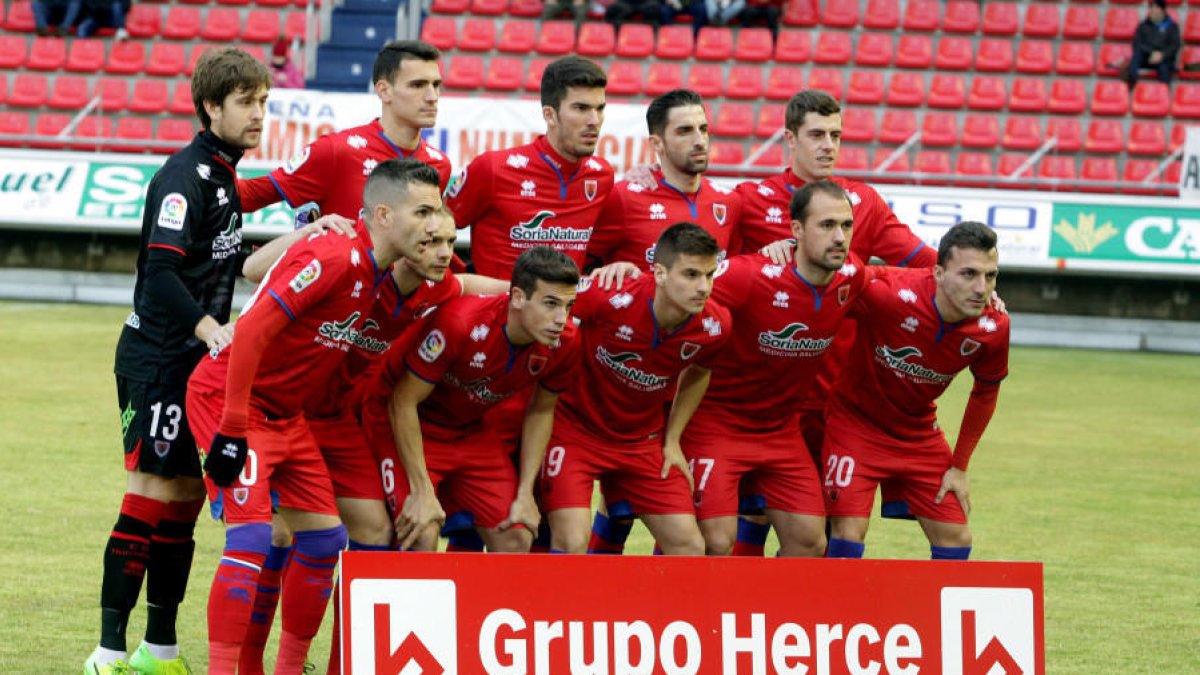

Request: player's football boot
left=83, top=650, right=131, bottom=675
left=127, top=644, right=193, bottom=675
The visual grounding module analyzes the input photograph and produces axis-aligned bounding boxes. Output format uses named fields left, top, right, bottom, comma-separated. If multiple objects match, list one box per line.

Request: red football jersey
left=379, top=293, right=580, bottom=441
left=445, top=135, right=614, bottom=279
left=735, top=170, right=929, bottom=264
left=830, top=267, right=1010, bottom=444
left=698, top=252, right=878, bottom=433
left=586, top=172, right=742, bottom=269
left=557, top=274, right=731, bottom=444
left=266, top=119, right=452, bottom=217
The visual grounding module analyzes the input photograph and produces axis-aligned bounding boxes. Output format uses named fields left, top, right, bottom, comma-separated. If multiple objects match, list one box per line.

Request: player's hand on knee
left=760, top=238, right=797, bottom=266
left=590, top=262, right=641, bottom=290
left=935, top=467, right=971, bottom=517
left=499, top=492, right=540, bottom=533
left=661, top=443, right=695, bottom=493
left=395, top=489, right=445, bottom=550
left=204, top=433, right=248, bottom=487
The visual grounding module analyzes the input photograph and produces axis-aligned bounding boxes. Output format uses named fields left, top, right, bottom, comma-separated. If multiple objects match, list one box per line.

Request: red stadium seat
left=1085, top=119, right=1125, bottom=153
left=444, top=55, right=484, bottom=90
left=1056, top=42, right=1095, bottom=76
left=71, top=116, right=113, bottom=151
left=934, top=37, right=973, bottom=71
left=457, top=18, right=496, bottom=52
left=575, top=22, right=614, bottom=57
left=0, top=74, right=7, bottom=106
left=1002, top=116, right=1043, bottom=151
left=66, top=39, right=106, bottom=72
left=645, top=62, right=683, bottom=96
left=755, top=104, right=785, bottom=138
left=168, top=81, right=194, bottom=115
left=218, top=0, right=251, bottom=6
left=1103, top=8, right=1139, bottom=41
left=656, top=25, right=694, bottom=59
left=749, top=143, right=785, bottom=168
left=163, top=7, right=202, bottom=40
left=48, top=75, right=88, bottom=110
left=1181, top=46, right=1200, bottom=80
left=243, top=10, right=281, bottom=42
left=94, top=77, right=128, bottom=112
left=1121, top=159, right=1162, bottom=195
left=431, top=0, right=469, bottom=13
left=8, top=74, right=48, bottom=108
left=470, top=0, right=508, bottom=15
left=840, top=108, right=877, bottom=143
left=31, top=113, right=71, bottom=150
left=536, top=21, right=576, bottom=55
left=1063, top=6, right=1100, bottom=39
left=734, top=28, right=773, bottom=62
left=821, top=0, right=859, bottom=28
left=895, top=35, right=933, bottom=69
left=854, top=33, right=893, bottom=68
left=284, top=11, right=308, bottom=42
left=1098, top=43, right=1132, bottom=77
left=878, top=109, right=918, bottom=143
left=1048, top=80, right=1087, bottom=115
left=497, top=20, right=536, bottom=53
left=927, top=74, right=966, bottom=109
left=872, top=151, right=911, bottom=182
left=1037, top=156, right=1077, bottom=187
left=774, top=30, right=810, bottom=63
left=1016, top=40, right=1054, bottom=74
left=686, top=63, right=724, bottom=98
left=846, top=71, right=885, bottom=105
left=4, top=1, right=35, bottom=32
left=616, top=24, right=654, bottom=58
left=1186, top=12, right=1200, bottom=42
left=1172, top=124, right=1193, bottom=150
left=508, top=0, right=543, bottom=17
left=0, top=36, right=27, bottom=69
left=420, top=16, right=456, bottom=50
left=885, top=72, right=925, bottom=107
left=156, top=118, right=196, bottom=151
left=1046, top=117, right=1082, bottom=152
left=725, top=66, right=764, bottom=100
left=813, top=32, right=852, bottom=65
left=954, top=152, right=994, bottom=187
left=765, top=66, right=804, bottom=101
left=1009, top=78, right=1048, bottom=113
left=975, top=39, right=1013, bottom=72
left=1172, top=84, right=1200, bottom=118
left=967, top=77, right=1006, bottom=110
left=708, top=141, right=745, bottom=166
left=1128, top=121, right=1168, bottom=155
left=1132, top=82, right=1171, bottom=117
left=145, top=42, right=186, bottom=77
left=605, top=61, right=643, bottom=96
left=997, top=153, right=1033, bottom=188
left=27, top=37, right=66, bottom=71
left=806, top=69, right=843, bottom=99
left=129, top=79, right=169, bottom=114
left=914, top=151, right=952, bottom=181
left=782, top=0, right=818, bottom=27
left=200, top=8, right=240, bottom=41
left=942, top=1, right=979, bottom=33
left=1091, top=81, right=1130, bottom=116
left=921, top=112, right=958, bottom=147
left=1080, top=158, right=1120, bottom=193
left=1164, top=161, right=1181, bottom=187
left=523, top=58, right=550, bottom=93
left=712, top=102, right=754, bottom=137
left=902, top=0, right=939, bottom=31
left=105, top=41, right=145, bottom=74
left=484, top=57, right=523, bottom=92
left=1022, top=3, right=1060, bottom=37
left=862, top=0, right=899, bottom=30
left=961, top=114, right=1000, bottom=148
left=695, top=27, right=733, bottom=61
left=0, top=112, right=33, bottom=145
left=837, top=146, right=870, bottom=171
left=981, top=2, right=1020, bottom=35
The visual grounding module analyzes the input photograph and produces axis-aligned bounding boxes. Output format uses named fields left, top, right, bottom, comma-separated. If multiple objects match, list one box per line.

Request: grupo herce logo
left=941, top=587, right=1035, bottom=675
left=349, top=579, right=457, bottom=674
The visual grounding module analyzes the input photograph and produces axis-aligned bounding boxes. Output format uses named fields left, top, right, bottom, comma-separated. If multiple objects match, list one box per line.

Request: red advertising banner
left=339, top=552, right=1043, bottom=675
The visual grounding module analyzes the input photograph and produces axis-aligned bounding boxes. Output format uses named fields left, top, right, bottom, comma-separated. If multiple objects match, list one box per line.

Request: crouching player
left=823, top=221, right=1009, bottom=560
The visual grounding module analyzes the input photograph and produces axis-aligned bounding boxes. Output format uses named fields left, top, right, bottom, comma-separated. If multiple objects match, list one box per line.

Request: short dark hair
left=191, top=47, right=272, bottom=129
left=654, top=222, right=720, bottom=269
left=937, top=221, right=997, bottom=266
left=784, top=90, right=841, bottom=134
left=1150, top=0, right=1167, bottom=10
left=373, top=40, right=441, bottom=85
left=511, top=247, right=580, bottom=297
left=540, top=56, right=607, bottom=110
left=789, top=180, right=851, bottom=222
left=362, top=158, right=441, bottom=214
left=646, top=89, right=704, bottom=137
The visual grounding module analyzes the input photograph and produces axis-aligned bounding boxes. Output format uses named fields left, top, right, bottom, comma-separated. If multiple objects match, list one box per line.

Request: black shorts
left=116, top=375, right=201, bottom=478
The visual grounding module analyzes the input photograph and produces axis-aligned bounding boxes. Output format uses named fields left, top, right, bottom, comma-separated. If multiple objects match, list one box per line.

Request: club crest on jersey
left=418, top=329, right=446, bottom=363
left=528, top=354, right=547, bottom=376
left=157, top=193, right=188, bottom=231
left=232, top=487, right=250, bottom=505
left=713, top=203, right=727, bottom=226
left=961, top=338, right=981, bottom=356
left=584, top=179, right=598, bottom=202
left=681, top=342, right=701, bottom=359
left=153, top=440, right=171, bottom=458
left=289, top=259, right=322, bottom=293
left=838, top=285, right=851, bottom=305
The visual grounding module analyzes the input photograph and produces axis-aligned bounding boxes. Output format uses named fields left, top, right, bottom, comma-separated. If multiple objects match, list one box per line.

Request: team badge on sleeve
left=584, top=179, right=598, bottom=202
left=713, top=203, right=727, bottom=226
left=446, top=169, right=467, bottom=198
left=681, top=342, right=700, bottom=359
left=961, top=338, right=981, bottom=356
left=284, top=147, right=310, bottom=174
left=157, top=193, right=188, bottom=231
left=418, top=329, right=447, bottom=363
left=289, top=259, right=322, bottom=293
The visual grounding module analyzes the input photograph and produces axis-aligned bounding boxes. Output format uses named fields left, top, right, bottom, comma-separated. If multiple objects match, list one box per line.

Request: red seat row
left=3, top=3, right=306, bottom=42
left=0, top=110, right=198, bottom=153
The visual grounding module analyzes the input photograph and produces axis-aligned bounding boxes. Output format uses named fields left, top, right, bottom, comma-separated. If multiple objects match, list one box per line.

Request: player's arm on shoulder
left=238, top=175, right=283, bottom=213
left=501, top=384, right=560, bottom=532
left=389, top=370, right=445, bottom=548
left=242, top=214, right=357, bottom=283
left=858, top=184, right=934, bottom=267
left=584, top=187, right=626, bottom=269
left=457, top=273, right=509, bottom=295
left=265, top=133, right=336, bottom=208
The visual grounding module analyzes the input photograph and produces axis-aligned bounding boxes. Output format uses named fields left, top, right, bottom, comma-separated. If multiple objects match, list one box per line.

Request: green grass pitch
left=0, top=301, right=1196, bottom=673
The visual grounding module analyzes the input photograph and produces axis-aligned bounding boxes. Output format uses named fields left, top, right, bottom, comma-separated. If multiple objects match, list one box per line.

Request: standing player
left=586, top=89, right=741, bottom=270
left=823, top=221, right=1009, bottom=560
left=362, top=247, right=582, bottom=552
left=446, top=55, right=614, bottom=278
left=186, top=159, right=442, bottom=673
left=541, top=223, right=729, bottom=554
left=85, top=47, right=271, bottom=675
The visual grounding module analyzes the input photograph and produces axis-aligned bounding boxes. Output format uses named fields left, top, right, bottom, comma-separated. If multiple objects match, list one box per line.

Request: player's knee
left=485, top=527, right=533, bottom=553
left=294, top=524, right=349, bottom=560
left=343, top=512, right=393, bottom=548
left=656, top=524, right=706, bottom=556
left=777, top=532, right=826, bottom=558
left=829, top=518, right=868, bottom=543
left=702, top=527, right=736, bottom=556
left=936, top=527, right=972, bottom=549
left=551, top=526, right=589, bottom=554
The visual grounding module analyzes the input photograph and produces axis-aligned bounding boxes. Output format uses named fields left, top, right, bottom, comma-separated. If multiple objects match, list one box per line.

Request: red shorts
left=820, top=420, right=965, bottom=524
left=309, top=410, right=384, bottom=502
left=539, top=420, right=693, bottom=516
left=187, top=385, right=337, bottom=524
left=798, top=406, right=826, bottom=468
left=682, top=415, right=824, bottom=520
left=361, top=395, right=515, bottom=529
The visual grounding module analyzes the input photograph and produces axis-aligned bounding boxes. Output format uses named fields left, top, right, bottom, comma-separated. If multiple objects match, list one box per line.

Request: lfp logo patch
left=418, top=330, right=446, bottom=363
left=157, top=193, right=188, bottom=231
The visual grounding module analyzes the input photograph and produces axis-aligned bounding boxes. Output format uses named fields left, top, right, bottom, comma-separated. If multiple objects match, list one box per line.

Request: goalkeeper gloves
left=205, top=433, right=248, bottom=487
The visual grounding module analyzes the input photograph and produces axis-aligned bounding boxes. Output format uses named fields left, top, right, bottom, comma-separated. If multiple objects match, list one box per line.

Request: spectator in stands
left=542, top=0, right=588, bottom=31
left=738, top=0, right=783, bottom=41
left=76, top=0, right=130, bottom=40
left=661, top=0, right=708, bottom=35
left=1128, top=0, right=1181, bottom=88
left=605, top=0, right=664, bottom=31
left=270, top=38, right=306, bottom=89
left=706, top=0, right=745, bottom=27
left=32, top=0, right=83, bottom=37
